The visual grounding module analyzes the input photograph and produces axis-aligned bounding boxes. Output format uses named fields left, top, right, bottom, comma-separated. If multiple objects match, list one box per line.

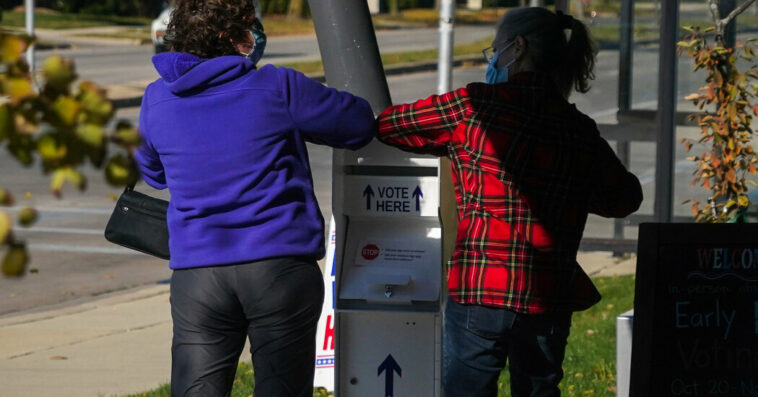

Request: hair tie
left=556, top=11, right=574, bottom=29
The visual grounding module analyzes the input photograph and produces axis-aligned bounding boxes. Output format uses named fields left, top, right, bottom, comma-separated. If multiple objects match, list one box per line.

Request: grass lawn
left=126, top=274, right=635, bottom=397
left=0, top=11, right=150, bottom=29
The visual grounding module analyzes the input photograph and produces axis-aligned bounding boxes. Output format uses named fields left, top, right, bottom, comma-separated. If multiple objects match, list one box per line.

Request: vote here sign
left=345, top=176, right=438, bottom=217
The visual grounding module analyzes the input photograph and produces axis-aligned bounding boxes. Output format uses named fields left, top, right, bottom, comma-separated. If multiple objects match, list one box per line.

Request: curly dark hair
left=165, top=0, right=257, bottom=59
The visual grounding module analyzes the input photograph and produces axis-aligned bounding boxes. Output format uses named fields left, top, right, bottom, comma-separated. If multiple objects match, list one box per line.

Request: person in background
left=134, top=0, right=376, bottom=395
left=376, top=7, right=642, bottom=397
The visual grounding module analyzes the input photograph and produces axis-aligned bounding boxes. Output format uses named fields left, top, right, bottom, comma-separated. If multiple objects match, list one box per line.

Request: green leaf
left=0, top=188, right=14, bottom=206
left=17, top=207, right=38, bottom=227
left=2, top=242, right=28, bottom=277
left=77, top=81, right=113, bottom=123
left=51, top=96, right=81, bottom=127
left=75, top=124, right=104, bottom=148
left=36, top=134, right=67, bottom=161
left=0, top=104, right=13, bottom=142
left=114, top=123, right=141, bottom=146
left=105, top=154, right=138, bottom=186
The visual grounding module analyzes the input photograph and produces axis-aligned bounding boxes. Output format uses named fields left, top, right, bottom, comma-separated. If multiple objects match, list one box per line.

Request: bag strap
left=124, top=181, right=136, bottom=193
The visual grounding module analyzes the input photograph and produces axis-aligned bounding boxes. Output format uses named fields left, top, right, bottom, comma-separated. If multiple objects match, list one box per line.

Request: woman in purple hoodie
left=135, top=1, right=376, bottom=395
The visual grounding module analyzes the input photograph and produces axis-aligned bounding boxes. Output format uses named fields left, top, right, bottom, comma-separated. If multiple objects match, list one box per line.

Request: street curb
left=111, top=54, right=486, bottom=109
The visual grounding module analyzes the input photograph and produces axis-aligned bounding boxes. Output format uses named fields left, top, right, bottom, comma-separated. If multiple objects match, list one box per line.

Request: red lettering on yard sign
left=362, top=244, right=380, bottom=260
left=323, top=314, right=335, bottom=350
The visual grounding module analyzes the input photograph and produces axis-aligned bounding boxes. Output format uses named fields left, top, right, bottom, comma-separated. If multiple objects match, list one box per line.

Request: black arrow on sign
left=412, top=186, right=423, bottom=211
left=363, top=185, right=374, bottom=210
left=377, top=354, right=402, bottom=397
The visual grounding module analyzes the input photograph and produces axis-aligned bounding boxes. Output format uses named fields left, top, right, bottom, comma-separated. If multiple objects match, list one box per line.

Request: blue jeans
left=443, top=298, right=572, bottom=397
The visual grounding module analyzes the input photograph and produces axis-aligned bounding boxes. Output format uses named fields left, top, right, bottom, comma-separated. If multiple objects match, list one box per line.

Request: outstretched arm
left=282, top=67, right=376, bottom=150
left=589, top=137, right=643, bottom=218
left=376, top=87, right=470, bottom=156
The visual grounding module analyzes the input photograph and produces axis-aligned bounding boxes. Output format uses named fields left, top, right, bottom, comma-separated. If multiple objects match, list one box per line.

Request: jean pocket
left=465, top=304, right=515, bottom=339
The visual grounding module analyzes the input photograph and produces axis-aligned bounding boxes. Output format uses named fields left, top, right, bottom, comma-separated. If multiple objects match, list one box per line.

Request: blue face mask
left=241, top=19, right=267, bottom=66
left=485, top=42, right=516, bottom=84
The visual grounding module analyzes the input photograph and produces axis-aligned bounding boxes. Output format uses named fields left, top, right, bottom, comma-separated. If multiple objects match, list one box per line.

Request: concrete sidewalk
left=0, top=251, right=636, bottom=397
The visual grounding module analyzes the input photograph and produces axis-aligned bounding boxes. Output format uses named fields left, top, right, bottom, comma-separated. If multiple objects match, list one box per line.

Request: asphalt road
left=0, top=28, right=746, bottom=317
left=33, top=25, right=495, bottom=86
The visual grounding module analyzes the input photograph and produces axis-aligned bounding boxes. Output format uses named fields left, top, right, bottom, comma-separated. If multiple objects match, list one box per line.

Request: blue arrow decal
left=412, top=186, right=423, bottom=211
left=378, top=354, right=402, bottom=397
left=363, top=185, right=374, bottom=210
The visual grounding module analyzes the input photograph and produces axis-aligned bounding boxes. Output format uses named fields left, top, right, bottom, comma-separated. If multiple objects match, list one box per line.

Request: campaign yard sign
left=631, top=223, right=758, bottom=397
left=314, top=217, right=336, bottom=391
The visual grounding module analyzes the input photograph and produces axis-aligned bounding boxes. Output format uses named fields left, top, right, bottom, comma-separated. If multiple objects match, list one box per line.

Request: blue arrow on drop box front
left=378, top=354, right=402, bottom=397
left=412, top=186, right=423, bottom=211
left=363, top=185, right=374, bottom=210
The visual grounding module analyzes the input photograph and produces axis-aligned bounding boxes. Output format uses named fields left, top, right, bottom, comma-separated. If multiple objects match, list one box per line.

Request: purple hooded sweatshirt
left=136, top=53, right=375, bottom=269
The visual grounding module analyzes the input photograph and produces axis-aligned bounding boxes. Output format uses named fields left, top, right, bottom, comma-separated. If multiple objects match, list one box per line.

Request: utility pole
left=25, top=0, right=34, bottom=73
left=654, top=0, right=680, bottom=222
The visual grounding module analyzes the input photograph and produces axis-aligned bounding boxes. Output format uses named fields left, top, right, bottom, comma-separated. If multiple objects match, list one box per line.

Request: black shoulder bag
left=104, top=183, right=170, bottom=259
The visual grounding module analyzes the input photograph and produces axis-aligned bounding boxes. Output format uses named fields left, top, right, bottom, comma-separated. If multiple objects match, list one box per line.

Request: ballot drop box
left=332, top=140, right=443, bottom=397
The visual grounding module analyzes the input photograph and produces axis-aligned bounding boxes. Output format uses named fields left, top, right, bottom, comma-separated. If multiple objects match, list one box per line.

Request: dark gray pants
left=169, top=256, right=324, bottom=397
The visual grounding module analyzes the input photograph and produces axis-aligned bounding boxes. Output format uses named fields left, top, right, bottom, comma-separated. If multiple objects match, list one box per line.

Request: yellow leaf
left=42, top=56, right=77, bottom=92
left=738, top=195, right=749, bottom=207
left=0, top=33, right=28, bottom=63
left=714, top=70, right=724, bottom=87
left=2, top=78, right=34, bottom=104
left=0, top=211, right=11, bottom=244
left=105, top=155, right=138, bottom=186
left=50, top=167, right=86, bottom=196
left=114, top=123, right=141, bottom=146
left=51, top=96, right=81, bottom=127
left=37, top=135, right=67, bottom=161
left=727, top=102, right=737, bottom=121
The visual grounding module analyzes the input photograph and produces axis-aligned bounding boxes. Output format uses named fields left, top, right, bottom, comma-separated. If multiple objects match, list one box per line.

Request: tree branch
left=708, top=0, right=722, bottom=25
left=721, top=0, right=758, bottom=27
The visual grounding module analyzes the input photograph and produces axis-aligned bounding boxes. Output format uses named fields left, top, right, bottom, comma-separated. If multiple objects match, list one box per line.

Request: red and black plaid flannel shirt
left=377, top=73, right=642, bottom=313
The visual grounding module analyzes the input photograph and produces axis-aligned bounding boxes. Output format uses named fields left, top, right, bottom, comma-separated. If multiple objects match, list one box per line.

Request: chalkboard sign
left=631, top=223, right=758, bottom=397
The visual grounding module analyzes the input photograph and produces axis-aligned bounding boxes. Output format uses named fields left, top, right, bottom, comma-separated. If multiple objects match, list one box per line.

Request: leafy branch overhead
left=0, top=31, right=141, bottom=277
left=707, top=0, right=758, bottom=36
left=678, top=25, right=758, bottom=222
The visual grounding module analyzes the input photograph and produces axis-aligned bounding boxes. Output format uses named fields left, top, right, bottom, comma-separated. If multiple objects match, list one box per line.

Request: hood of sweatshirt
left=151, top=52, right=256, bottom=95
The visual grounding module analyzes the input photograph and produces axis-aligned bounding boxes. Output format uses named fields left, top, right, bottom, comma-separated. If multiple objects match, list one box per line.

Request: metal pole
left=618, top=0, right=633, bottom=112
left=614, top=0, right=634, bottom=250
left=437, top=0, right=454, bottom=95
left=719, top=0, right=737, bottom=49
left=654, top=0, right=679, bottom=222
left=25, top=0, right=34, bottom=72
left=555, top=0, right=569, bottom=13
left=307, top=0, right=391, bottom=112
left=437, top=0, right=458, bottom=277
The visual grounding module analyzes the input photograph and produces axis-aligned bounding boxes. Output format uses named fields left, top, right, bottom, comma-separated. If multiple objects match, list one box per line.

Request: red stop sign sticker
left=361, top=244, right=380, bottom=260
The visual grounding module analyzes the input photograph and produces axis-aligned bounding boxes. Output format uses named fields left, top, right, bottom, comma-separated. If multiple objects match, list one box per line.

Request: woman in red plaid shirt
left=377, top=7, right=642, bottom=397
